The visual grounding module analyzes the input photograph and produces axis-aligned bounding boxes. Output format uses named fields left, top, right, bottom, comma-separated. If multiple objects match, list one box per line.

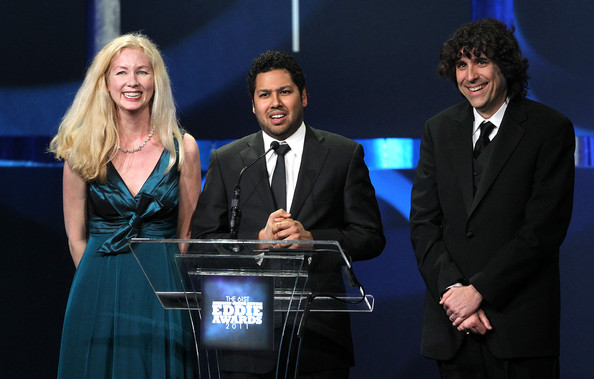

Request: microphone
left=229, top=141, right=280, bottom=239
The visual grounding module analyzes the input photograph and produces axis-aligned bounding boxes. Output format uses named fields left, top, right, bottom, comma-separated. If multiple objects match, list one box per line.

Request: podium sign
left=200, top=274, right=274, bottom=350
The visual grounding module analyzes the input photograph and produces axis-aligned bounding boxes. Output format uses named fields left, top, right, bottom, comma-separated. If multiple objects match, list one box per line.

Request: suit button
left=466, top=231, right=474, bottom=239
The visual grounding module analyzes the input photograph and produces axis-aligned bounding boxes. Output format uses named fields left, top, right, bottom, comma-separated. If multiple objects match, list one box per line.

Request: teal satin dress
left=58, top=148, right=197, bottom=378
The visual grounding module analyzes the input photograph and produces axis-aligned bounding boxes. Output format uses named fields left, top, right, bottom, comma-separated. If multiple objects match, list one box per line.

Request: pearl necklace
left=117, top=127, right=154, bottom=153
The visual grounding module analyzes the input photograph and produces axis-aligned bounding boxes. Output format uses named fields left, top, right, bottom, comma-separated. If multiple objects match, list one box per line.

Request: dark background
left=1, top=0, right=593, bottom=377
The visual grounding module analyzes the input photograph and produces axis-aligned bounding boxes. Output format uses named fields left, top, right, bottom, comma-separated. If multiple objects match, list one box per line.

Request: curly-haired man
left=411, top=18, right=574, bottom=378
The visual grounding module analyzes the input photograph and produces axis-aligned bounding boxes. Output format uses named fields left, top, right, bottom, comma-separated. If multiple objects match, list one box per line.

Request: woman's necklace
left=118, top=127, right=155, bottom=153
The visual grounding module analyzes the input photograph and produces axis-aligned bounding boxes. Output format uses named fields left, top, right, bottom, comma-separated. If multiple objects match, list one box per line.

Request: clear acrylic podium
left=130, top=238, right=374, bottom=378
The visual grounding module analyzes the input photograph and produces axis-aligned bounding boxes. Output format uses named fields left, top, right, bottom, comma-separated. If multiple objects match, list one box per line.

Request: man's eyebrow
left=257, top=85, right=292, bottom=92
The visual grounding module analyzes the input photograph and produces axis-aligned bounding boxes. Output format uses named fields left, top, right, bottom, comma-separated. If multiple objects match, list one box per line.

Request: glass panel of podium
left=130, top=239, right=374, bottom=378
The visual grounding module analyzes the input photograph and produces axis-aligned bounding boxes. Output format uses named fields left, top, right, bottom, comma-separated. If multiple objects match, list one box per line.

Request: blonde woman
left=50, top=33, right=200, bottom=378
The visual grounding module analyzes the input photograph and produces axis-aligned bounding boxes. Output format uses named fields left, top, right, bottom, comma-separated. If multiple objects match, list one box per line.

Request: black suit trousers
left=437, top=334, right=559, bottom=379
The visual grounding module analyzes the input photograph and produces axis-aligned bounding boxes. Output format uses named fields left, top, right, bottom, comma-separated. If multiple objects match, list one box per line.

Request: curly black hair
left=438, top=18, right=529, bottom=100
left=247, top=50, right=306, bottom=99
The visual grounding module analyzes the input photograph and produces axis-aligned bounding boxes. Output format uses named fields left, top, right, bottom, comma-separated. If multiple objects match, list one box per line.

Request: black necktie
left=473, top=121, right=495, bottom=158
left=270, top=143, right=291, bottom=210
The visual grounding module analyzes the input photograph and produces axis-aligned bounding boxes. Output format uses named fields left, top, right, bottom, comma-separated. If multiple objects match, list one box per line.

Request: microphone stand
left=229, top=141, right=280, bottom=239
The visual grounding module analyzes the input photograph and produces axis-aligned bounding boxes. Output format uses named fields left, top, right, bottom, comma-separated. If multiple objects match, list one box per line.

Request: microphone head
left=270, top=141, right=280, bottom=151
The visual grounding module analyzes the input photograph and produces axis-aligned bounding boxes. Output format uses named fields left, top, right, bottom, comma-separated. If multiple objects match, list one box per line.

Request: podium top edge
left=130, top=238, right=341, bottom=246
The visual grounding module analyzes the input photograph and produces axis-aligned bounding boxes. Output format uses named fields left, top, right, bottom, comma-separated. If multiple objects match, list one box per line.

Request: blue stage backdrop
left=0, top=1, right=593, bottom=378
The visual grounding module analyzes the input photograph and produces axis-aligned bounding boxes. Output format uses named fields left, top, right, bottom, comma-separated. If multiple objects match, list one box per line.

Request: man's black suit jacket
left=192, top=125, right=385, bottom=372
left=410, top=98, right=574, bottom=361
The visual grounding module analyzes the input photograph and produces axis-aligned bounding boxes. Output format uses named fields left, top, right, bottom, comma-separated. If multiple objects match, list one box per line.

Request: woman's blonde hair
left=50, top=33, right=184, bottom=181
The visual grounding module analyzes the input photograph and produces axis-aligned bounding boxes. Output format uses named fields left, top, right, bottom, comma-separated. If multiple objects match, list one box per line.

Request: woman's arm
left=63, top=162, right=88, bottom=268
left=177, top=133, right=202, bottom=244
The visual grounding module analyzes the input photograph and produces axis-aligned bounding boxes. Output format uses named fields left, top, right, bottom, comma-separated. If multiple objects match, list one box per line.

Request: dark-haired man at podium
left=191, top=50, right=385, bottom=378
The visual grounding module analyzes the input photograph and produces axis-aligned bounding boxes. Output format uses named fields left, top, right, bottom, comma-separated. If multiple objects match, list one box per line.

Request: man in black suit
left=410, top=19, right=574, bottom=378
left=192, top=50, right=385, bottom=378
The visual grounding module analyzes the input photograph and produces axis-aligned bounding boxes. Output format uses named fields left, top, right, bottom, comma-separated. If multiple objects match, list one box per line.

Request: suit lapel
left=470, top=101, right=526, bottom=214
left=290, top=126, right=329, bottom=218
left=450, top=109, right=475, bottom=217
left=239, top=132, right=276, bottom=211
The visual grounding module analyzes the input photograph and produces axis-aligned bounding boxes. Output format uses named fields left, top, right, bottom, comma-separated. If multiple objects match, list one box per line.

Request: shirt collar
left=472, top=98, right=509, bottom=134
left=262, top=122, right=306, bottom=154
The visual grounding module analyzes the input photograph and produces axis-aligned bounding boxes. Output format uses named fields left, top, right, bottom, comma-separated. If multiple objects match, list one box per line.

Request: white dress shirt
left=472, top=98, right=509, bottom=148
left=262, top=122, right=306, bottom=213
